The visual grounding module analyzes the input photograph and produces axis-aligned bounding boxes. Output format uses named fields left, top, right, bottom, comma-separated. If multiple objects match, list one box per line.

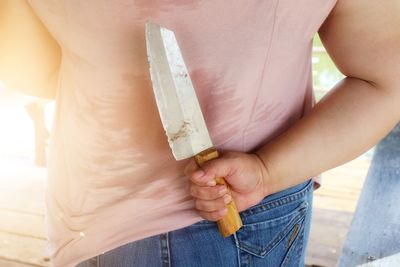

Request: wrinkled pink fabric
left=28, top=1, right=337, bottom=266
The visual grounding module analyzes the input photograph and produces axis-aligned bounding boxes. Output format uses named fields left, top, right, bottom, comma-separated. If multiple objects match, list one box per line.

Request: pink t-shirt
left=28, top=1, right=337, bottom=266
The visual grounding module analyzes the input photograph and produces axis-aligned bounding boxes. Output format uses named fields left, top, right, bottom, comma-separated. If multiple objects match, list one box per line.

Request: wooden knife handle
left=194, top=148, right=243, bottom=237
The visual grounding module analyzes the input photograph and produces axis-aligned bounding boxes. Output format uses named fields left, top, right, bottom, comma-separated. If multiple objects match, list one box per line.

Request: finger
left=198, top=208, right=228, bottom=222
left=190, top=168, right=216, bottom=187
left=194, top=194, right=232, bottom=212
left=184, top=160, right=215, bottom=187
left=191, top=157, right=235, bottom=186
left=190, top=184, right=228, bottom=200
left=183, top=159, right=198, bottom=176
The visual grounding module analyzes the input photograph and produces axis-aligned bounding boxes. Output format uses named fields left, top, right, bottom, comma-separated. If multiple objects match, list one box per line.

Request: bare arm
left=0, top=0, right=61, bottom=99
left=257, top=0, right=400, bottom=194
left=184, top=0, right=400, bottom=221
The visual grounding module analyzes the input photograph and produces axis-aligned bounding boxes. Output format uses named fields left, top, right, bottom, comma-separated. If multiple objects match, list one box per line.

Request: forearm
left=257, top=77, right=400, bottom=195
left=188, top=0, right=400, bottom=221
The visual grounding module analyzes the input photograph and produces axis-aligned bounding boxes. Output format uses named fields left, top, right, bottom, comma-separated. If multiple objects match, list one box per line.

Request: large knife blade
left=145, top=22, right=242, bottom=237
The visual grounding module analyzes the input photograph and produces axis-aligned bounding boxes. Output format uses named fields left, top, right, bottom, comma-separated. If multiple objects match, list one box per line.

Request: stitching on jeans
left=281, top=212, right=307, bottom=267
left=242, top=201, right=308, bottom=228
left=287, top=226, right=305, bottom=267
left=233, top=233, right=241, bottom=267
left=240, top=180, right=313, bottom=217
left=236, top=207, right=307, bottom=258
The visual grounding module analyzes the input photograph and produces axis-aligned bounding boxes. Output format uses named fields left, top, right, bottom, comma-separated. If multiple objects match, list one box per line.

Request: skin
left=0, top=0, right=60, bottom=99
left=187, top=0, right=400, bottom=221
left=1, top=1, right=399, bottom=221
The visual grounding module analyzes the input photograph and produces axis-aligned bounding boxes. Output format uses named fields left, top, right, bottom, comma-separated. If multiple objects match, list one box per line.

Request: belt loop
left=160, top=232, right=171, bottom=267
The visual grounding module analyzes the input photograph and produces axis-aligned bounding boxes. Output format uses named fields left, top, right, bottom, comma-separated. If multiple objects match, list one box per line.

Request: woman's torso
left=28, top=1, right=337, bottom=266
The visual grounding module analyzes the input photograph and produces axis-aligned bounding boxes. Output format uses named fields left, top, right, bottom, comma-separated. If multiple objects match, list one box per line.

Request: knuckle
left=193, top=186, right=224, bottom=200
left=194, top=199, right=202, bottom=210
left=183, top=161, right=195, bottom=176
left=190, top=173, right=208, bottom=186
left=195, top=199, right=225, bottom=212
left=195, top=199, right=208, bottom=211
left=198, top=211, right=209, bottom=221
left=197, top=188, right=208, bottom=199
left=200, top=187, right=219, bottom=200
left=218, top=197, right=228, bottom=209
left=200, top=211, right=220, bottom=221
left=183, top=161, right=199, bottom=177
left=209, top=188, right=221, bottom=199
left=208, top=213, right=220, bottom=221
left=190, top=178, right=203, bottom=187
left=216, top=185, right=227, bottom=196
left=189, top=185, right=197, bottom=197
left=203, top=162, right=217, bottom=174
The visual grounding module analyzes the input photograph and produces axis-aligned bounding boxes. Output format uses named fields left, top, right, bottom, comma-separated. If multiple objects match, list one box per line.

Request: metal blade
left=145, top=22, right=213, bottom=160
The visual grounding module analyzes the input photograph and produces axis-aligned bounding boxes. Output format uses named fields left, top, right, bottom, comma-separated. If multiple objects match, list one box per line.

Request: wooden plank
left=0, top=209, right=45, bottom=239
left=305, top=156, right=370, bottom=267
left=0, top=163, right=46, bottom=216
left=0, top=156, right=49, bottom=267
left=310, top=196, right=359, bottom=214
left=313, top=157, right=369, bottom=214
left=0, top=231, right=50, bottom=267
left=0, top=258, right=41, bottom=267
left=338, top=125, right=400, bottom=266
left=306, top=209, right=353, bottom=267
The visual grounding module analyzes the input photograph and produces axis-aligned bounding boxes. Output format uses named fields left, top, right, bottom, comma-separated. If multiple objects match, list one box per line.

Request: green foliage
left=312, top=35, right=343, bottom=100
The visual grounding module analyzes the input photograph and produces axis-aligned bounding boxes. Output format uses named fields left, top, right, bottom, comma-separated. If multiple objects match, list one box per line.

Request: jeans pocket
left=234, top=181, right=312, bottom=267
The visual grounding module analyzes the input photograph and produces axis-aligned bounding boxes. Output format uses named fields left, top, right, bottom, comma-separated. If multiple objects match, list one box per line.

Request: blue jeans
left=77, top=180, right=313, bottom=267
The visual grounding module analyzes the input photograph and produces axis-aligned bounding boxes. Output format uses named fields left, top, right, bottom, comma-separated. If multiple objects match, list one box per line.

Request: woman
left=1, top=1, right=399, bottom=266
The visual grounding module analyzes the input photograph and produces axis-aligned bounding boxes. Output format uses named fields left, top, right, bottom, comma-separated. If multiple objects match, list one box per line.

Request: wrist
left=253, top=151, right=275, bottom=197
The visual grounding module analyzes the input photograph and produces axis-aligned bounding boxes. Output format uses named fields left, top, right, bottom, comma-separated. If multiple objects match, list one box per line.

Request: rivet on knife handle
left=194, top=148, right=243, bottom=237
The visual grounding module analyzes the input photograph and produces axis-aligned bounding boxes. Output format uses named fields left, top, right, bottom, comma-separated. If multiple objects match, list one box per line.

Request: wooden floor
left=306, top=157, right=370, bottom=267
left=0, top=156, right=49, bottom=267
left=0, top=154, right=371, bottom=267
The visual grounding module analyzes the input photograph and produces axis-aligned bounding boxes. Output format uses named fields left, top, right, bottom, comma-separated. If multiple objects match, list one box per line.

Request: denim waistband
left=240, top=179, right=313, bottom=218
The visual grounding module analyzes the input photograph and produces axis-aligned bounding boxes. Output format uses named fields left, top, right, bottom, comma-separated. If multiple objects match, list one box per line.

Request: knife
left=145, top=22, right=243, bottom=237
